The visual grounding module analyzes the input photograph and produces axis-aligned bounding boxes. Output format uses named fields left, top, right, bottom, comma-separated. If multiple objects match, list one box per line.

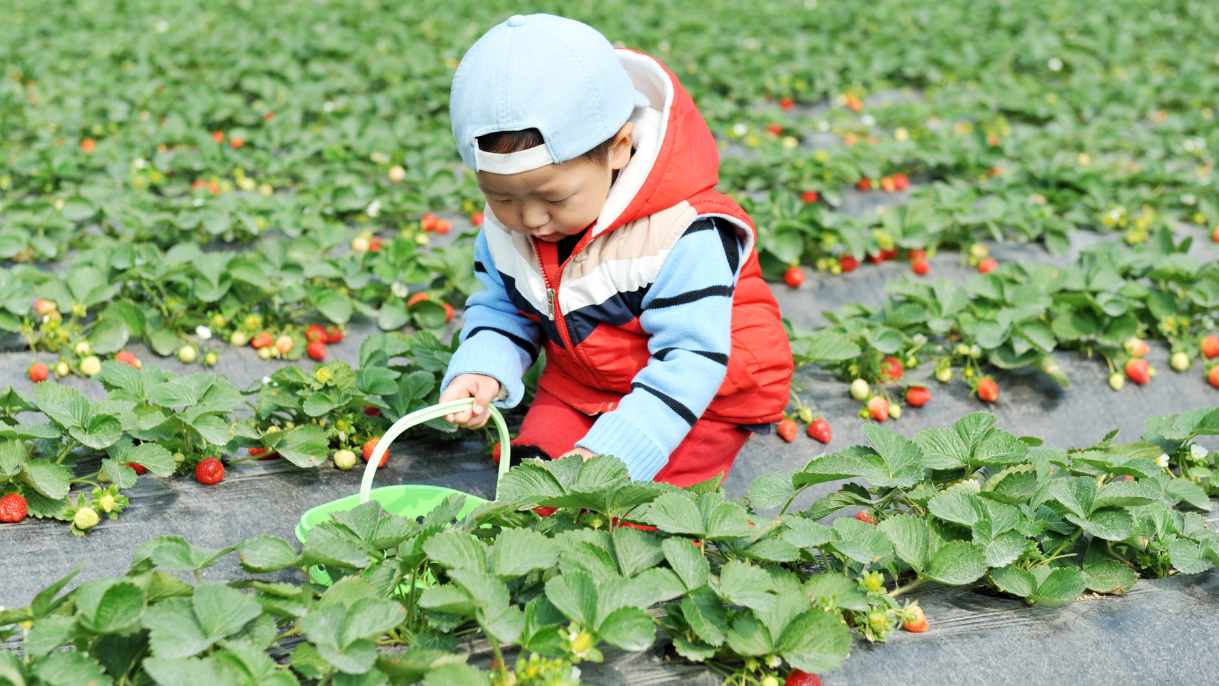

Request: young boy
left=439, top=13, right=793, bottom=486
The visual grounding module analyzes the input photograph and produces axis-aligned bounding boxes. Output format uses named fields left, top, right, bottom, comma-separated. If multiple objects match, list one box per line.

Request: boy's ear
left=608, top=121, right=635, bottom=171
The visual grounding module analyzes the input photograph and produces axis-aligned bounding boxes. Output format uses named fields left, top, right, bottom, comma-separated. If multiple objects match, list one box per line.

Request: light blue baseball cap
left=450, top=13, right=650, bottom=175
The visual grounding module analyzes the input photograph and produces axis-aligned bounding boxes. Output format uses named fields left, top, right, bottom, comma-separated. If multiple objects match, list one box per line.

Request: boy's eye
left=546, top=195, right=571, bottom=204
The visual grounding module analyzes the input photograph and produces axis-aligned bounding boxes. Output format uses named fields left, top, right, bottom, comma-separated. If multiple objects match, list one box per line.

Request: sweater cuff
left=576, top=412, right=670, bottom=481
left=440, top=334, right=527, bottom=408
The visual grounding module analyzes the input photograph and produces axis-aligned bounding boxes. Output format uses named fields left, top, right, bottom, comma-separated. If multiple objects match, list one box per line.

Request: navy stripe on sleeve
left=647, top=285, right=734, bottom=310
left=466, top=326, right=539, bottom=363
left=630, top=382, right=697, bottom=426
left=652, top=347, right=728, bottom=365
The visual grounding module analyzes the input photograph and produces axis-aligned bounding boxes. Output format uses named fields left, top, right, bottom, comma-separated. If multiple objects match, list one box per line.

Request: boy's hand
left=560, top=447, right=595, bottom=461
left=440, top=374, right=501, bottom=429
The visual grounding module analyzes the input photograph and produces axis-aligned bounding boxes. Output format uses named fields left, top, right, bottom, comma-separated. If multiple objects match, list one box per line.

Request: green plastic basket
left=295, top=398, right=511, bottom=585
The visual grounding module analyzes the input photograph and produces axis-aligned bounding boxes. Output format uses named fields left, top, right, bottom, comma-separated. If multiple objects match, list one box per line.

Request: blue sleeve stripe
left=646, top=284, right=734, bottom=309
left=466, top=326, right=539, bottom=362
left=653, top=347, right=728, bottom=365
left=630, top=382, right=697, bottom=426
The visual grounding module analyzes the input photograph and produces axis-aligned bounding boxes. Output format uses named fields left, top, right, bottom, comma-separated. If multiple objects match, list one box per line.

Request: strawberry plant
left=2, top=406, right=1218, bottom=684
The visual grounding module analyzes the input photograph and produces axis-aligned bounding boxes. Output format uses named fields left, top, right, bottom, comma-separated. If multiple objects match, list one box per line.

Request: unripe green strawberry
left=73, top=507, right=100, bottom=531
left=1109, top=372, right=1125, bottom=390
left=888, top=403, right=902, bottom=419
left=98, top=493, right=116, bottom=513
left=73, top=341, right=91, bottom=356
left=178, top=344, right=198, bottom=364
left=849, top=378, right=871, bottom=401
left=797, top=406, right=813, bottom=424
left=203, top=351, right=218, bottom=367
left=230, top=330, right=249, bottom=347
left=1171, top=352, right=1190, bottom=372
left=935, top=366, right=953, bottom=383
left=79, top=355, right=102, bottom=377
left=333, top=449, right=357, bottom=470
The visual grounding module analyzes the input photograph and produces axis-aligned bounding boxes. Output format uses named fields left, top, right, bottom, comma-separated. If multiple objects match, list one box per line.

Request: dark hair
left=476, top=127, right=615, bottom=165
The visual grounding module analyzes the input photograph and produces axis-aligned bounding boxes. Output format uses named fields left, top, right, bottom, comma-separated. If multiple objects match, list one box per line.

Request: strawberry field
left=2, top=1, right=1219, bottom=684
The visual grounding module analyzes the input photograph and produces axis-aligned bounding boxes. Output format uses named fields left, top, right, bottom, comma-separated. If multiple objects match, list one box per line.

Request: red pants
left=512, top=387, right=753, bottom=487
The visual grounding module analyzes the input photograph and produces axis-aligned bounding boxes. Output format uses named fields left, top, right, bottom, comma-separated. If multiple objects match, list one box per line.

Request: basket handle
left=358, top=398, right=511, bottom=504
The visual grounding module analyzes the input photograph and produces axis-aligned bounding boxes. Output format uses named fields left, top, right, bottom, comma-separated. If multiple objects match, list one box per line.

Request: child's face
left=477, top=122, right=634, bottom=242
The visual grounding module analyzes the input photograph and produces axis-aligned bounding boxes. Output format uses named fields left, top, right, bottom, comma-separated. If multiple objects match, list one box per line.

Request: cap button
left=506, top=15, right=526, bottom=27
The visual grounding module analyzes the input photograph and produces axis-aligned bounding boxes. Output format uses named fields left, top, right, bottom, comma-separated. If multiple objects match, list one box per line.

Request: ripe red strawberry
left=879, top=248, right=899, bottom=261
left=880, top=176, right=898, bottom=193
left=211, top=130, right=224, bottom=143
left=128, top=462, right=147, bottom=475
left=785, top=671, right=822, bottom=686
left=115, top=350, right=142, bottom=369
left=807, top=418, right=832, bottom=444
left=766, top=123, right=783, bottom=136
left=800, top=190, right=819, bottom=204
left=1207, top=365, right=1219, bottom=388
left=976, top=376, right=1000, bottom=403
left=1125, top=358, right=1151, bottom=385
left=407, top=292, right=430, bottom=307
left=779, top=97, right=794, bottom=110
left=912, top=258, right=930, bottom=276
left=882, top=355, right=904, bottom=381
left=324, top=325, right=344, bottom=344
left=777, top=418, right=798, bottom=443
left=421, top=213, right=439, bottom=232
left=1201, top=335, right=1219, bottom=360
left=783, top=265, right=805, bottom=288
left=443, top=302, right=455, bottom=323
left=891, top=172, right=910, bottom=191
left=362, top=437, right=390, bottom=468
left=470, top=211, right=484, bottom=227
left=854, top=510, right=876, bottom=525
left=229, top=137, right=245, bottom=149
left=363, top=406, right=381, bottom=417
left=855, top=178, right=873, bottom=192
left=977, top=257, right=999, bottom=274
left=250, top=331, right=274, bottom=349
left=906, top=386, right=931, bottom=407
left=27, top=362, right=49, bottom=383
left=306, top=340, right=327, bottom=362
left=368, top=236, right=383, bottom=253
left=533, top=506, right=557, bottom=517
left=80, top=138, right=96, bottom=153
left=867, top=253, right=883, bottom=265
left=490, top=442, right=501, bottom=465
left=839, top=255, right=859, bottom=273
left=194, top=458, right=224, bottom=486
left=902, top=605, right=929, bottom=633
left=1212, top=226, right=1219, bottom=244
left=0, top=493, right=28, bottom=523
left=908, top=248, right=926, bottom=262
left=305, top=324, right=327, bottom=343
left=867, top=396, right=889, bottom=422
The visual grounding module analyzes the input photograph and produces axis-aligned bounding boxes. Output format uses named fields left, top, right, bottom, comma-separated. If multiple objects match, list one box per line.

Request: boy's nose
left=522, top=206, right=550, bottom=230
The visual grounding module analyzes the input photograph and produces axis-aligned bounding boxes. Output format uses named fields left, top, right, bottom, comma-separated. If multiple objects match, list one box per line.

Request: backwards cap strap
left=474, top=142, right=555, bottom=174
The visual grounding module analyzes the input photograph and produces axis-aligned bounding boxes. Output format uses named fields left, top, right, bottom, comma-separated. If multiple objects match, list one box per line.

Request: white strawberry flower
left=732, top=122, right=748, bottom=137
left=1181, top=193, right=1196, bottom=206
left=861, top=114, right=876, bottom=127
left=1048, top=57, right=1063, bottom=72
left=261, top=376, right=271, bottom=385
left=391, top=281, right=408, bottom=298
left=1190, top=444, right=1209, bottom=461
left=1155, top=453, right=1171, bottom=469
left=816, top=119, right=830, bottom=132
left=366, top=200, right=381, bottom=218
left=195, top=325, right=212, bottom=340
